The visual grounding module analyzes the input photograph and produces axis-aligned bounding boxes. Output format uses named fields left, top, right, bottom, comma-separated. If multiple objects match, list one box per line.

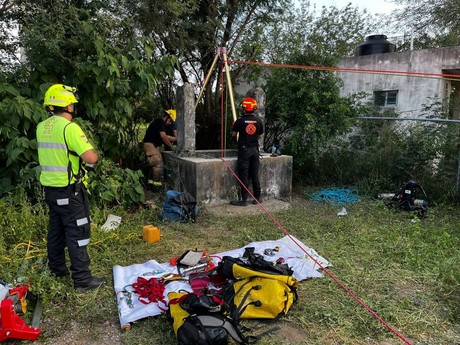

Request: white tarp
left=113, top=235, right=331, bottom=328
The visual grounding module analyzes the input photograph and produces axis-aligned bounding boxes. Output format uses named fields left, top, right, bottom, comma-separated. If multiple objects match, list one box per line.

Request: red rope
left=132, top=277, right=167, bottom=311
left=218, top=56, right=414, bottom=344
left=220, top=158, right=413, bottom=345
left=228, top=59, right=460, bottom=81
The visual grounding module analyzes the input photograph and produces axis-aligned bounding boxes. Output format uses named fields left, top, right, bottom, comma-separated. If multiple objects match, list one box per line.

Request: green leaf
left=7, top=147, right=23, bottom=165
left=3, top=85, right=20, bottom=97
left=144, top=45, right=153, bottom=59
left=22, top=103, right=33, bottom=120
left=121, top=56, right=129, bottom=70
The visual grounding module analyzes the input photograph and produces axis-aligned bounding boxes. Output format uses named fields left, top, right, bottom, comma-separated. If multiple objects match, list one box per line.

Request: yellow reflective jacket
left=36, top=116, right=93, bottom=187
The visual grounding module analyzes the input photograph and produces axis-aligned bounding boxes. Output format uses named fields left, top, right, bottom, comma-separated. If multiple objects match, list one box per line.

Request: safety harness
left=63, top=123, right=84, bottom=186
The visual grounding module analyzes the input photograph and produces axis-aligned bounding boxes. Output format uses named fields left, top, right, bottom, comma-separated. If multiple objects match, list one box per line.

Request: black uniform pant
left=44, top=182, right=92, bottom=286
left=237, top=146, right=261, bottom=201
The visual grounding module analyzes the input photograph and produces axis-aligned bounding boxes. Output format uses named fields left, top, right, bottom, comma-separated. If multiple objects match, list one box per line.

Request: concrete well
left=167, top=83, right=292, bottom=206
left=163, top=150, right=292, bottom=206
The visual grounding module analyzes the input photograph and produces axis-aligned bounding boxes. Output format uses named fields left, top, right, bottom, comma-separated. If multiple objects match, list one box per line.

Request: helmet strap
left=65, top=104, right=77, bottom=117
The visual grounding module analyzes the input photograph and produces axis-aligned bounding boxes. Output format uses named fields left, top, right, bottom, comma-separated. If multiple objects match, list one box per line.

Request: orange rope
left=228, top=59, right=460, bottom=81
left=219, top=57, right=415, bottom=344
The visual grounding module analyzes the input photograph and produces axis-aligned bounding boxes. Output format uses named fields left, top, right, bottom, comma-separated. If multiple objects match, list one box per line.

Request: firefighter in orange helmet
left=230, top=97, right=264, bottom=206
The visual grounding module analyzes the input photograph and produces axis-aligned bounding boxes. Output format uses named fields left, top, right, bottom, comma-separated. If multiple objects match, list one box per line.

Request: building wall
left=337, top=46, right=460, bottom=116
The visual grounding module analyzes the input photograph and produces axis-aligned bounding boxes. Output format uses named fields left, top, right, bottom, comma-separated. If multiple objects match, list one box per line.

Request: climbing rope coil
left=308, top=187, right=361, bottom=205
left=131, top=276, right=167, bottom=310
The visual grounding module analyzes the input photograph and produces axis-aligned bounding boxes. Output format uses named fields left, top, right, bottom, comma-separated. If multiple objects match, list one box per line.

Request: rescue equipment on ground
left=378, top=179, right=429, bottom=216
left=161, top=190, right=198, bottom=222
left=220, top=249, right=293, bottom=279
left=309, top=187, right=360, bottom=205
left=130, top=273, right=184, bottom=312
left=263, top=246, right=280, bottom=256
left=167, top=249, right=298, bottom=344
left=0, top=282, right=41, bottom=342
left=224, top=276, right=298, bottom=320
left=175, top=250, right=216, bottom=277
left=131, top=276, right=167, bottom=309
left=218, top=250, right=299, bottom=321
left=168, top=291, right=250, bottom=345
left=142, top=225, right=161, bottom=243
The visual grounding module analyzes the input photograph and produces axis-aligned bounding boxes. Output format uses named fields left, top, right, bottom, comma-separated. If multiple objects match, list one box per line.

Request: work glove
left=171, top=145, right=178, bottom=153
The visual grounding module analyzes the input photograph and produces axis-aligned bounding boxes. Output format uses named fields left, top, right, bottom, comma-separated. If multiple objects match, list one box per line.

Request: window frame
left=374, top=90, right=398, bottom=107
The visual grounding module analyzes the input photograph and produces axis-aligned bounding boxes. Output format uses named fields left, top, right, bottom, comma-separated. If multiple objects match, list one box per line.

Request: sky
left=309, top=0, right=401, bottom=15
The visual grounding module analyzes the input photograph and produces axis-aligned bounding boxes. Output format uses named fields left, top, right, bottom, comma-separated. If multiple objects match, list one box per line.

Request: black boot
left=75, top=277, right=107, bottom=293
left=230, top=200, right=248, bottom=206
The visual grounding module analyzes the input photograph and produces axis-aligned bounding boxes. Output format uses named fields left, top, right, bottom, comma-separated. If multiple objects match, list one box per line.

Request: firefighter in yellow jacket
left=36, top=84, right=106, bottom=292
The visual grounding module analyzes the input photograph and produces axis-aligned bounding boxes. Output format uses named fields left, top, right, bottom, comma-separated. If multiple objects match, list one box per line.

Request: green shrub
left=438, top=253, right=460, bottom=288
left=0, top=192, right=48, bottom=285
left=307, top=115, right=460, bottom=204
left=86, top=158, right=145, bottom=207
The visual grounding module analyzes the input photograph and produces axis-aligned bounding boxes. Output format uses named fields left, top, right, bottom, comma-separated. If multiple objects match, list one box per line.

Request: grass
left=1, top=191, right=460, bottom=345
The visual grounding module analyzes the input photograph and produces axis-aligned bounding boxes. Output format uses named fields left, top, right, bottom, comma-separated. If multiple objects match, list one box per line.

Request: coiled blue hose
left=308, top=187, right=360, bottom=205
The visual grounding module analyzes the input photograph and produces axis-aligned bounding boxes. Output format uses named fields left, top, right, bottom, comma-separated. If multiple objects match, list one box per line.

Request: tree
left=123, top=0, right=289, bottom=148
left=263, top=52, right=365, bottom=176
left=0, top=0, right=178, bottom=195
left=251, top=1, right=377, bottom=175
left=391, top=0, right=460, bottom=49
left=0, top=0, right=20, bottom=73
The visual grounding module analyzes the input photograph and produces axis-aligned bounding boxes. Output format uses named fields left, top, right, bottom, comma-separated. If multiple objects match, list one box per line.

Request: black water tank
left=356, top=35, right=396, bottom=56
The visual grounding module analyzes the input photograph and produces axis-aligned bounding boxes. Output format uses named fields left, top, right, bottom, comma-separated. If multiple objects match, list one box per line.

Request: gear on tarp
left=174, top=250, right=217, bottom=277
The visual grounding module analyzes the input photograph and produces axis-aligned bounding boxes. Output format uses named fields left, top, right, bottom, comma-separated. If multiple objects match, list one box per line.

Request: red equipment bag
left=0, top=284, right=41, bottom=342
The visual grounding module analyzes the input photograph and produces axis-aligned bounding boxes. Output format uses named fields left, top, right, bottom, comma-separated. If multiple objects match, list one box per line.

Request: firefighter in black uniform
left=230, top=97, right=264, bottom=206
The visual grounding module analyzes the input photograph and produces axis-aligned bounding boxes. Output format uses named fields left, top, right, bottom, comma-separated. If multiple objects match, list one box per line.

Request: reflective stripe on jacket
left=36, top=116, right=93, bottom=187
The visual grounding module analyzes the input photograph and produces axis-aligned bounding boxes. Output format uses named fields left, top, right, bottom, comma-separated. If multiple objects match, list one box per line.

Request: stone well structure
left=164, top=83, right=292, bottom=206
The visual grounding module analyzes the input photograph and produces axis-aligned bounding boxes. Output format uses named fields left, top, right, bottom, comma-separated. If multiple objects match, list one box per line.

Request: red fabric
left=132, top=277, right=167, bottom=311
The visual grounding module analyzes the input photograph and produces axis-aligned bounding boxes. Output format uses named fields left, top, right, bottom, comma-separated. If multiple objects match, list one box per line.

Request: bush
left=305, top=116, right=460, bottom=204
left=0, top=193, right=48, bottom=285
left=85, top=158, right=145, bottom=207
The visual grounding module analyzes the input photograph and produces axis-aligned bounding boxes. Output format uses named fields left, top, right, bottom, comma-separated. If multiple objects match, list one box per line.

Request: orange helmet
left=241, top=97, right=258, bottom=112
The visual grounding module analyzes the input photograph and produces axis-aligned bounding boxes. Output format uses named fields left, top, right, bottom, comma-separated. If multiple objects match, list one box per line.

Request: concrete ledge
left=164, top=150, right=292, bottom=206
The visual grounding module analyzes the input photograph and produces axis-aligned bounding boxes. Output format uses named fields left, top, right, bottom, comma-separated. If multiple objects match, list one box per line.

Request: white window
left=374, top=90, right=398, bottom=107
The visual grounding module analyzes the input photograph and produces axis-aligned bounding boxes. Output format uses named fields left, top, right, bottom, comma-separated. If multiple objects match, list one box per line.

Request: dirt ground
left=205, top=198, right=291, bottom=217
left=30, top=317, right=307, bottom=345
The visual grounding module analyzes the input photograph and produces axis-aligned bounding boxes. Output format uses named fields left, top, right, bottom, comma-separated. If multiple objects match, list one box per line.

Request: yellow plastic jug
left=142, top=225, right=161, bottom=243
